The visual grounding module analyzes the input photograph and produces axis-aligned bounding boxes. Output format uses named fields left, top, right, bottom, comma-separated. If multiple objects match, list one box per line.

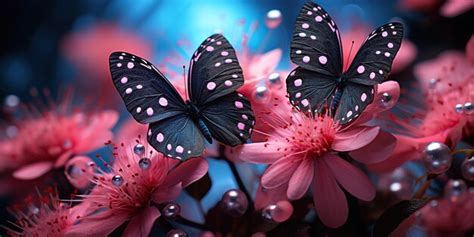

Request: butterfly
left=109, top=34, right=255, bottom=161
left=286, top=2, right=404, bottom=125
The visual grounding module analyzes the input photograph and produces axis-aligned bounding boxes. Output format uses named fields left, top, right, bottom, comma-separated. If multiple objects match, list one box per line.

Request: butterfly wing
left=290, top=2, right=343, bottom=77
left=287, top=2, right=342, bottom=114
left=188, top=34, right=244, bottom=106
left=334, top=83, right=375, bottom=125
left=199, top=92, right=255, bottom=146
left=147, top=114, right=204, bottom=161
left=109, top=52, right=186, bottom=124
left=344, top=22, right=404, bottom=86
left=286, top=67, right=337, bottom=113
left=335, top=23, right=404, bottom=124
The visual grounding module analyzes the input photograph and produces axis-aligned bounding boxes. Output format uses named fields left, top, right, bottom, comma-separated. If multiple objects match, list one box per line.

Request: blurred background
left=0, top=0, right=472, bottom=236
left=0, top=0, right=471, bottom=101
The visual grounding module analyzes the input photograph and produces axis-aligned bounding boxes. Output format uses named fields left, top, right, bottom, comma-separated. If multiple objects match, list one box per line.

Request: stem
left=414, top=173, right=437, bottom=199
left=451, top=149, right=474, bottom=157
left=225, top=159, right=255, bottom=212
left=173, top=216, right=209, bottom=230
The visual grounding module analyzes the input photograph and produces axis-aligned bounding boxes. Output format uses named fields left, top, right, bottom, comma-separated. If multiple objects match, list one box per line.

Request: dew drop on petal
left=133, top=144, right=145, bottom=155
left=423, top=142, right=452, bottom=174
left=265, top=9, right=282, bottom=29
left=138, top=158, right=151, bottom=170
left=112, top=175, right=123, bottom=186
left=221, top=189, right=248, bottom=217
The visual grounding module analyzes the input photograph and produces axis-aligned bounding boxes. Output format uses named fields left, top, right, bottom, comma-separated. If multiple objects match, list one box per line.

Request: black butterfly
left=286, top=2, right=404, bottom=125
left=109, top=34, right=255, bottom=161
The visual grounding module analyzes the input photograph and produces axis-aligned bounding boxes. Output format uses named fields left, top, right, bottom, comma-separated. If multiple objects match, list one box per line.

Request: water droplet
left=166, top=229, right=188, bottom=237
left=461, top=156, right=474, bottom=181
left=221, top=189, right=248, bottom=217
left=63, top=139, right=72, bottom=149
left=254, top=85, right=268, bottom=101
left=138, top=158, right=151, bottom=170
left=378, top=167, right=415, bottom=199
left=5, top=125, right=18, bottom=138
left=463, top=102, right=473, bottom=115
left=29, top=205, right=40, bottom=215
left=455, top=103, right=463, bottom=113
left=112, top=175, right=123, bottom=186
left=67, top=164, right=84, bottom=179
left=422, top=142, right=452, bottom=174
left=444, top=179, right=467, bottom=202
left=428, top=78, right=437, bottom=89
left=134, top=143, right=145, bottom=155
left=163, top=203, right=181, bottom=219
left=268, top=72, right=281, bottom=85
left=379, top=92, right=393, bottom=108
left=4, top=94, right=20, bottom=108
left=265, top=10, right=282, bottom=29
left=261, top=204, right=277, bottom=222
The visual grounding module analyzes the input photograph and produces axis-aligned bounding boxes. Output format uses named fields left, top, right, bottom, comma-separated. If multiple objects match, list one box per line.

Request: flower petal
left=64, top=155, right=95, bottom=189
left=261, top=158, right=299, bottom=189
left=254, top=183, right=288, bottom=210
left=324, top=155, right=375, bottom=201
left=332, top=126, right=379, bottom=152
left=368, top=134, right=425, bottom=172
left=355, top=81, right=400, bottom=125
left=229, top=142, right=289, bottom=164
left=122, top=206, right=161, bottom=237
left=287, top=158, right=314, bottom=200
left=13, top=161, right=53, bottom=180
left=248, top=49, right=282, bottom=79
left=162, top=158, right=208, bottom=188
left=152, top=182, right=182, bottom=203
left=467, top=35, right=474, bottom=64
left=272, top=200, right=294, bottom=223
left=349, top=130, right=396, bottom=164
left=66, top=210, right=129, bottom=237
left=313, top=159, right=348, bottom=228
left=54, top=150, right=74, bottom=168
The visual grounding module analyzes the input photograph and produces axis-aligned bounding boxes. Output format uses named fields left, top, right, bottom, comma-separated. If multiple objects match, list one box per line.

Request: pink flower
left=373, top=36, right=474, bottom=171
left=440, top=0, right=474, bottom=17
left=61, top=22, right=152, bottom=107
left=67, top=145, right=208, bottom=237
left=228, top=82, right=398, bottom=228
left=418, top=193, right=474, bottom=237
left=398, top=0, right=441, bottom=12
left=416, top=36, right=474, bottom=95
left=393, top=191, right=474, bottom=237
left=6, top=189, right=87, bottom=237
left=0, top=92, right=118, bottom=180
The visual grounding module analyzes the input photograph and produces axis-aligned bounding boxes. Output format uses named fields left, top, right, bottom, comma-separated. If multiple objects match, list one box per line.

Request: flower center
left=283, top=114, right=337, bottom=160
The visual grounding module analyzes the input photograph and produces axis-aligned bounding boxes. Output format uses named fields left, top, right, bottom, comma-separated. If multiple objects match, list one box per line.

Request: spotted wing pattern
left=200, top=92, right=255, bottom=146
left=188, top=34, right=244, bottom=106
left=336, top=22, right=404, bottom=124
left=290, top=2, right=343, bottom=77
left=109, top=52, right=185, bottom=124
left=147, top=114, right=204, bottom=161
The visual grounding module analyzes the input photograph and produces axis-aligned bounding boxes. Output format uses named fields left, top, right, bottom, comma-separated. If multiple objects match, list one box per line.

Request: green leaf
left=373, top=199, right=429, bottom=237
left=185, top=172, right=212, bottom=200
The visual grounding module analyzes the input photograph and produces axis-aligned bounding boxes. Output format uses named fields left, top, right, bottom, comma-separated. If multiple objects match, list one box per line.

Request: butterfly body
left=110, top=34, right=255, bottom=160
left=184, top=100, right=213, bottom=143
left=330, top=86, right=343, bottom=114
left=287, top=2, right=404, bottom=125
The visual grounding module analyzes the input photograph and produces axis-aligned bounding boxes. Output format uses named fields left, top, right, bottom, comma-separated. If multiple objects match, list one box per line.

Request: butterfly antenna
left=182, top=65, right=188, bottom=101
left=345, top=41, right=355, bottom=70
